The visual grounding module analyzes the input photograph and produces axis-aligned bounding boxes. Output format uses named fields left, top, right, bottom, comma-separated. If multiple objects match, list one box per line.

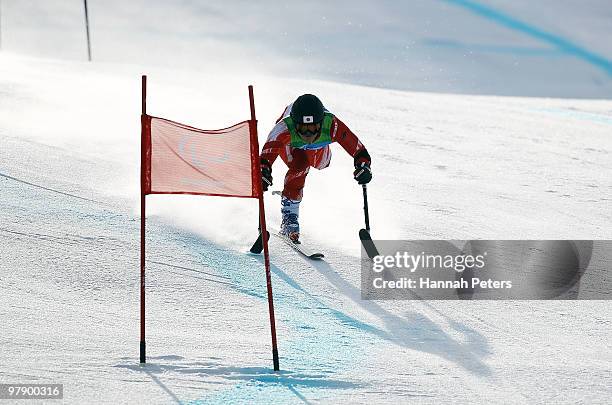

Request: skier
left=260, top=94, right=372, bottom=243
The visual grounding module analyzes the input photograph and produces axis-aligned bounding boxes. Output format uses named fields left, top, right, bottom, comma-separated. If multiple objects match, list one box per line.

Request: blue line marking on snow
left=167, top=238, right=376, bottom=404
left=269, top=263, right=385, bottom=336
left=442, top=0, right=612, bottom=75
left=533, top=107, right=612, bottom=126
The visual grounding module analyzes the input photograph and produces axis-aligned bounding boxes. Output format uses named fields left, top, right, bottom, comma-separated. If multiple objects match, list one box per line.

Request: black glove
left=354, top=161, right=372, bottom=184
left=261, top=160, right=273, bottom=192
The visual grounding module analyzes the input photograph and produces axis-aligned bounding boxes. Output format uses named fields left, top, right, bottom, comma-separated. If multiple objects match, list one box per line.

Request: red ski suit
left=260, top=105, right=370, bottom=201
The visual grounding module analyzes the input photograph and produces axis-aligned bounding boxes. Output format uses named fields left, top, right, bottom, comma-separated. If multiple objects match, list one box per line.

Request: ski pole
left=362, top=184, right=370, bottom=231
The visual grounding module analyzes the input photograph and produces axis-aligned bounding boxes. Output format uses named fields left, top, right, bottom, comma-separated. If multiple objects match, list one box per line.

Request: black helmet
left=290, top=94, right=324, bottom=125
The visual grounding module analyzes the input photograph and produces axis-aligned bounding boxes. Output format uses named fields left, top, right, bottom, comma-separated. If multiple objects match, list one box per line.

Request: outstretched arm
left=259, top=120, right=291, bottom=191
left=261, top=105, right=292, bottom=167
left=333, top=117, right=372, bottom=184
left=333, top=117, right=370, bottom=163
left=260, top=120, right=290, bottom=167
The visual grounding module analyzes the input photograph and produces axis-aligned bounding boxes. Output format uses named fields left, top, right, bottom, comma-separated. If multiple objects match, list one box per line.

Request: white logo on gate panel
left=178, top=134, right=229, bottom=171
left=303, top=116, right=314, bottom=123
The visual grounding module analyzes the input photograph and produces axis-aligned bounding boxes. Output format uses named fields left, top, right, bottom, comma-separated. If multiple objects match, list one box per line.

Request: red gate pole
left=140, top=75, right=147, bottom=364
left=248, top=85, right=280, bottom=371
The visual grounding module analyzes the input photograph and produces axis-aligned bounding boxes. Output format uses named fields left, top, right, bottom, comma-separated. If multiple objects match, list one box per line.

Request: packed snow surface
left=1, top=53, right=610, bottom=404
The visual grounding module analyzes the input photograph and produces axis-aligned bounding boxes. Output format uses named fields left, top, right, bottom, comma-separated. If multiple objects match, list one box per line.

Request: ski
left=359, top=228, right=380, bottom=259
left=249, top=231, right=270, bottom=254
left=272, top=233, right=325, bottom=260
left=249, top=231, right=324, bottom=260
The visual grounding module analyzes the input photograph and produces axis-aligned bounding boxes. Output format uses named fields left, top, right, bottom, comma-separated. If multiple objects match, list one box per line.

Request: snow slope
left=2, top=0, right=612, bottom=98
left=1, top=53, right=611, bottom=404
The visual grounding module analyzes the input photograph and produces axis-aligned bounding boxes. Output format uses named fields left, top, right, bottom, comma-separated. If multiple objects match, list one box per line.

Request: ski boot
left=280, top=197, right=300, bottom=243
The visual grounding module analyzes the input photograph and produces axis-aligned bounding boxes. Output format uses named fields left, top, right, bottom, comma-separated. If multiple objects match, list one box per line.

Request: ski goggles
left=296, top=122, right=322, bottom=138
